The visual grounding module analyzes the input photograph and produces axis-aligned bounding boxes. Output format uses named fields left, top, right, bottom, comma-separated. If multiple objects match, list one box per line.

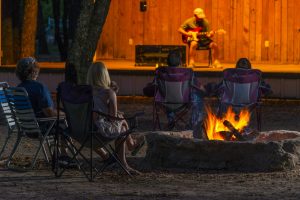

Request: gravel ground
left=1, top=98, right=300, bottom=200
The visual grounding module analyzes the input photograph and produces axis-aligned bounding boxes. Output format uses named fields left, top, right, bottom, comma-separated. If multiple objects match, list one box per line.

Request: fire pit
left=142, top=130, right=300, bottom=171
left=143, top=107, right=300, bottom=171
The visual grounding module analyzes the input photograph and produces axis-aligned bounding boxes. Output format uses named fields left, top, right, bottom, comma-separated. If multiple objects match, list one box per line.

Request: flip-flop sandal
left=131, top=139, right=145, bottom=156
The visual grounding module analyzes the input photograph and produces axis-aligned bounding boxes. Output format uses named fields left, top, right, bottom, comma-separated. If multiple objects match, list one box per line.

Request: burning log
left=243, top=130, right=260, bottom=141
left=223, top=120, right=245, bottom=141
left=218, top=131, right=233, bottom=141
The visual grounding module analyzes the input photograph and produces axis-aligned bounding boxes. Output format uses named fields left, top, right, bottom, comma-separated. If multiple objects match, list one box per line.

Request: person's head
left=236, top=58, right=252, bottom=69
left=87, top=62, right=111, bottom=88
left=194, top=8, right=206, bottom=20
left=167, top=50, right=182, bottom=67
left=15, top=57, right=40, bottom=81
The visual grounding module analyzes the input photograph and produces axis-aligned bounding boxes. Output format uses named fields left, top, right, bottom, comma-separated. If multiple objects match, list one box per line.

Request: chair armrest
left=124, top=111, right=145, bottom=119
left=37, top=117, right=57, bottom=122
left=37, top=116, right=65, bottom=122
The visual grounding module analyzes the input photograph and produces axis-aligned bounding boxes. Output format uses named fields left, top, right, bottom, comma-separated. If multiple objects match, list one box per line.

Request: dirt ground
left=1, top=98, right=300, bottom=200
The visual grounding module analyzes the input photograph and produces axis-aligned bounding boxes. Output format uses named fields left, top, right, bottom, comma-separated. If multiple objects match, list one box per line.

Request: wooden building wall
left=96, top=0, right=300, bottom=64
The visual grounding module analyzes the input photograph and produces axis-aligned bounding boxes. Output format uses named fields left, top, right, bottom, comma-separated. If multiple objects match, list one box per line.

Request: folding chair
left=4, top=87, right=56, bottom=170
left=153, top=67, right=195, bottom=130
left=0, top=82, right=16, bottom=161
left=53, top=82, right=143, bottom=181
left=217, top=68, right=263, bottom=131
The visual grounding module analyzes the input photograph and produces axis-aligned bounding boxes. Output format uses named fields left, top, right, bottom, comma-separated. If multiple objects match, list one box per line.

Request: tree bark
left=12, top=0, right=22, bottom=62
left=66, top=0, right=111, bottom=84
left=52, top=0, right=67, bottom=60
left=62, top=0, right=70, bottom=57
left=37, top=0, right=49, bottom=54
left=2, top=0, right=14, bottom=64
left=68, top=0, right=81, bottom=41
left=20, top=0, right=38, bottom=58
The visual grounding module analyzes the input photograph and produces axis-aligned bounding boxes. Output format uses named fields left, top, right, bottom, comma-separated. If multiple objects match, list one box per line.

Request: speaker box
left=135, top=45, right=186, bottom=66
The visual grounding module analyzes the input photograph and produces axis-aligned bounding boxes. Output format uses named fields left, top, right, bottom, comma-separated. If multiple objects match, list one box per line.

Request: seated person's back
left=15, top=57, right=55, bottom=118
left=93, top=87, right=111, bottom=114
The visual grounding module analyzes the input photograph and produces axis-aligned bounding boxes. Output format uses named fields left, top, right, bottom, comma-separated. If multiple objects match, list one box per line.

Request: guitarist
left=178, top=8, right=222, bottom=68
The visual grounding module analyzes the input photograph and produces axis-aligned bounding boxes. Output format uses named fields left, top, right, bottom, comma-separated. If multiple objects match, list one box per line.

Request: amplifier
left=135, top=45, right=186, bottom=66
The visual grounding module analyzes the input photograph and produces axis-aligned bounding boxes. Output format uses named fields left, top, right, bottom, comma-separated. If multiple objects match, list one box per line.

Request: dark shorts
left=197, top=38, right=213, bottom=48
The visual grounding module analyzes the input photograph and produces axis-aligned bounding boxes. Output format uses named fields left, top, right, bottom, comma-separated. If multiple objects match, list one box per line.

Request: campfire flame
left=204, top=106, right=251, bottom=141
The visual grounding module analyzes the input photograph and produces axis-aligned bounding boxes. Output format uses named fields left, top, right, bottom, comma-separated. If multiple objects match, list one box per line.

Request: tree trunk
left=68, top=0, right=81, bottom=41
left=12, top=0, right=22, bottom=62
left=62, top=0, right=70, bottom=56
left=52, top=0, right=67, bottom=61
left=2, top=0, right=14, bottom=64
left=20, top=0, right=38, bottom=58
left=37, top=0, right=49, bottom=55
left=67, top=0, right=111, bottom=84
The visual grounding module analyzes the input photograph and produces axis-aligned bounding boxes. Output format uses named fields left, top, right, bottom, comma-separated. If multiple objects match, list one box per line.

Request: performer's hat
left=194, top=8, right=206, bottom=18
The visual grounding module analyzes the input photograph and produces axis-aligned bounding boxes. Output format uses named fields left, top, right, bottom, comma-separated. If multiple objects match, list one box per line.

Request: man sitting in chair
left=211, top=58, right=272, bottom=97
left=235, top=58, right=272, bottom=95
left=15, top=57, right=75, bottom=167
left=163, top=50, right=184, bottom=128
left=178, top=8, right=222, bottom=68
left=158, top=50, right=205, bottom=133
left=214, top=58, right=272, bottom=132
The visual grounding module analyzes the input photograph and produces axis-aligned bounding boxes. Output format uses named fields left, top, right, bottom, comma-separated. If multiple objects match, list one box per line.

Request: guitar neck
left=197, top=31, right=211, bottom=36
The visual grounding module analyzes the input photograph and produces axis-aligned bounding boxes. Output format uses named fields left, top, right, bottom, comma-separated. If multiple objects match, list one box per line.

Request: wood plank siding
left=95, top=0, right=300, bottom=64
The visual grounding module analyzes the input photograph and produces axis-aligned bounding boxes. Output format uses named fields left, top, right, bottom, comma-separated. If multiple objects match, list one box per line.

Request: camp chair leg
left=256, top=107, right=262, bottom=131
left=172, top=105, right=191, bottom=129
left=54, top=135, right=97, bottom=180
left=0, top=130, right=12, bottom=160
left=30, top=134, right=51, bottom=169
left=154, top=105, right=163, bottom=130
left=153, top=103, right=161, bottom=130
left=46, top=137, right=54, bottom=157
left=43, top=121, right=57, bottom=162
left=31, top=121, right=56, bottom=169
left=6, top=135, right=22, bottom=169
left=156, top=114, right=161, bottom=130
left=41, top=143, right=50, bottom=163
left=152, top=106, right=156, bottom=130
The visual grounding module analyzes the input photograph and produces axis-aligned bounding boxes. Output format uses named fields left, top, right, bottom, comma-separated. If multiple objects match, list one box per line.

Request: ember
left=204, top=106, right=251, bottom=141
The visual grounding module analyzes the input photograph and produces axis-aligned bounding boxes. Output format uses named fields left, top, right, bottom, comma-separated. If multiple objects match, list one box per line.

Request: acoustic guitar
left=182, top=28, right=226, bottom=43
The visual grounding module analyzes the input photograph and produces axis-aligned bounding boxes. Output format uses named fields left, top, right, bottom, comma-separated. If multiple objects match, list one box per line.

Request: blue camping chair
left=4, top=87, right=57, bottom=170
left=0, top=82, right=16, bottom=161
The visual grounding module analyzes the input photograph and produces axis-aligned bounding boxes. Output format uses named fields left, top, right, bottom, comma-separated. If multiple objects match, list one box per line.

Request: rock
left=142, top=130, right=300, bottom=171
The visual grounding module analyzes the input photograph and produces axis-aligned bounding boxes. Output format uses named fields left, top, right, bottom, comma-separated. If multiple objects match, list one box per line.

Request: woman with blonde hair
left=87, top=62, right=144, bottom=174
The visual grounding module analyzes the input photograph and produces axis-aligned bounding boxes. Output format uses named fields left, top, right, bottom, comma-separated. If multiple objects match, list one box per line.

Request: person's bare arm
left=110, top=81, right=119, bottom=93
left=178, top=27, right=192, bottom=37
left=207, top=30, right=215, bottom=38
left=42, top=107, right=57, bottom=117
left=42, top=107, right=65, bottom=117
left=108, top=89, right=118, bottom=117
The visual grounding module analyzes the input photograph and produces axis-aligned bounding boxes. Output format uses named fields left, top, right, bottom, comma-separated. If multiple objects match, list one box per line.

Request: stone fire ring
left=142, top=130, right=300, bottom=171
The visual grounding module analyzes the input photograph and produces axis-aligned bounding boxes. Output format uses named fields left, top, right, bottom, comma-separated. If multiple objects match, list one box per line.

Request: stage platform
left=1, top=60, right=300, bottom=98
